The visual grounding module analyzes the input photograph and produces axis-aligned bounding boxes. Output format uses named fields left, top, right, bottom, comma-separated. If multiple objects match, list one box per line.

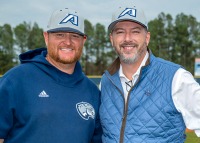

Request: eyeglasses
left=125, top=80, right=132, bottom=92
left=49, top=32, right=83, bottom=40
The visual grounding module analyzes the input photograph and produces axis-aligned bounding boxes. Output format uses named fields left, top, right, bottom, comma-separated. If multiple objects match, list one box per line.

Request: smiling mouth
left=121, top=45, right=138, bottom=51
left=122, top=46, right=136, bottom=49
left=121, top=42, right=138, bottom=49
left=60, top=47, right=74, bottom=51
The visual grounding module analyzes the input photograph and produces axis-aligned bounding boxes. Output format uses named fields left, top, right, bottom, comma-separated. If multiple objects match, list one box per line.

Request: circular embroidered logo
left=76, top=102, right=95, bottom=120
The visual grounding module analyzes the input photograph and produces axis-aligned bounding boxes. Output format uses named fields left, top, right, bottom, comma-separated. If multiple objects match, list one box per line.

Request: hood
left=19, top=48, right=84, bottom=87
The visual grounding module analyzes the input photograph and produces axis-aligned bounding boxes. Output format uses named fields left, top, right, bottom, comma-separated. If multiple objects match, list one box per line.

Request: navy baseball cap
left=108, top=6, right=148, bottom=32
left=46, top=8, right=86, bottom=36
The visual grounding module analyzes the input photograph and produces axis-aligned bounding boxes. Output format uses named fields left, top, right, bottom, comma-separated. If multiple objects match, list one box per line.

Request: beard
left=116, top=41, right=147, bottom=64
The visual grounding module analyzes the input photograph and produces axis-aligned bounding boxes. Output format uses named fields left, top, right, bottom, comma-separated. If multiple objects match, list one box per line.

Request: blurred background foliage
left=0, top=12, right=200, bottom=75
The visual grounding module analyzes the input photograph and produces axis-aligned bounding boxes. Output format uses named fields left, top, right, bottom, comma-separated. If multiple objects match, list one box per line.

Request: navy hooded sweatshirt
left=0, top=48, right=102, bottom=143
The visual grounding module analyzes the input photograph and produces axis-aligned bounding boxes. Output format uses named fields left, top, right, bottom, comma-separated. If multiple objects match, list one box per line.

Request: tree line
left=0, top=12, right=200, bottom=75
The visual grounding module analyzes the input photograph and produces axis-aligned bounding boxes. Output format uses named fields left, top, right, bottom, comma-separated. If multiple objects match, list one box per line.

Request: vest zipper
left=119, top=68, right=143, bottom=143
left=105, top=74, right=126, bottom=143
left=106, top=70, right=143, bottom=143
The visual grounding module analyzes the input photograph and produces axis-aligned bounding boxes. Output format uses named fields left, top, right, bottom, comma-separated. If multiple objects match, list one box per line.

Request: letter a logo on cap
left=118, top=8, right=136, bottom=19
left=59, top=14, right=79, bottom=26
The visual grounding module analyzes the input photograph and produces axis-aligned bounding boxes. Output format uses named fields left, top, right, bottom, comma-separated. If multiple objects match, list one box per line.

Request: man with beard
left=99, top=5, right=200, bottom=143
left=0, top=8, right=102, bottom=143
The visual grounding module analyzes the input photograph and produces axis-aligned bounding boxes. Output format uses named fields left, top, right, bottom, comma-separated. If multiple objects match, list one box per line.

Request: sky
left=0, top=0, right=200, bottom=31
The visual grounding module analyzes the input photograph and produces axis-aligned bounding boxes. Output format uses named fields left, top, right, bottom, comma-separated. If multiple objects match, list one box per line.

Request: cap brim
left=108, top=19, right=147, bottom=32
left=47, top=27, right=86, bottom=36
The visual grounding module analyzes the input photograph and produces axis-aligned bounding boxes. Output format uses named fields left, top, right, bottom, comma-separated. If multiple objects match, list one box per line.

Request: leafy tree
left=81, top=20, right=95, bottom=75
left=0, top=24, right=16, bottom=74
left=27, top=22, right=45, bottom=50
left=14, top=21, right=31, bottom=53
left=93, top=23, right=107, bottom=75
left=148, top=12, right=168, bottom=57
left=103, top=31, right=117, bottom=69
left=174, top=13, right=197, bottom=72
left=149, top=12, right=200, bottom=73
left=81, top=21, right=110, bottom=75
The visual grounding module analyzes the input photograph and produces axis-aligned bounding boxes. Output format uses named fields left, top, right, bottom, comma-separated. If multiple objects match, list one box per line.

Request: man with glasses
left=0, top=8, right=102, bottom=143
left=99, top=5, right=200, bottom=142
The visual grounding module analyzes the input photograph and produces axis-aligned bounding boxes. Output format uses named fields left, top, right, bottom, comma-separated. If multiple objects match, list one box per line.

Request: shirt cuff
left=194, top=130, right=200, bottom=137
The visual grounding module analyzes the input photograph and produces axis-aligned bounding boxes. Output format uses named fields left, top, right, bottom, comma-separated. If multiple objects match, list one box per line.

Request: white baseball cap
left=108, top=6, right=148, bottom=32
left=47, top=8, right=85, bottom=36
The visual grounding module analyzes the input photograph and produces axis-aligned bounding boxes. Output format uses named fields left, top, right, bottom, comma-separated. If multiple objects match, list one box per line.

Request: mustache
left=120, top=42, right=138, bottom=47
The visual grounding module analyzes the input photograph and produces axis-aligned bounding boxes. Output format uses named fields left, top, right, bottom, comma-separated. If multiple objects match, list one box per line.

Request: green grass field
left=185, top=131, right=200, bottom=143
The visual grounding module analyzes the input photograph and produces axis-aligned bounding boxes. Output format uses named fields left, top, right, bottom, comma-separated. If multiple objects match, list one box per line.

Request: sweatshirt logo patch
left=76, top=102, right=95, bottom=120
